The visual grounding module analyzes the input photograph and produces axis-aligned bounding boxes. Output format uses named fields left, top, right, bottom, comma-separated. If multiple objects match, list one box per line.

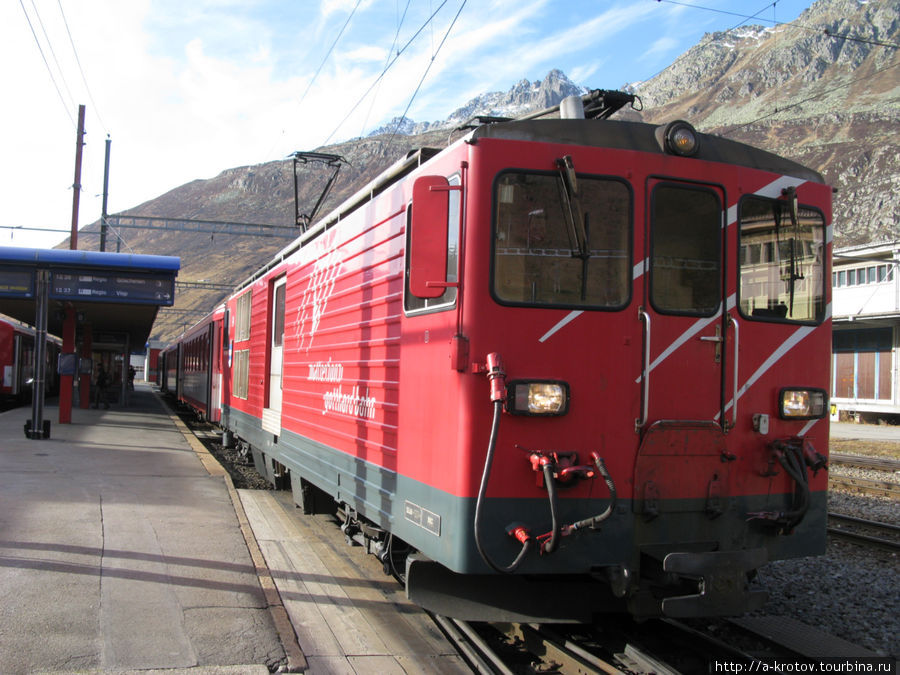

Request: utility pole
left=100, top=136, right=111, bottom=251
left=69, top=104, right=86, bottom=250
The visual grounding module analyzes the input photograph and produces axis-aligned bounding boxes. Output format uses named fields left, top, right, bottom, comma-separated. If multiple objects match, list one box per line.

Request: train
left=158, top=305, right=226, bottom=424
left=0, top=316, right=61, bottom=406
left=159, top=90, right=832, bottom=622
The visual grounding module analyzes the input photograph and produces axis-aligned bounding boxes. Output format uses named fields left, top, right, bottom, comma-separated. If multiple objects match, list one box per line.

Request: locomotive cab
left=403, top=113, right=830, bottom=620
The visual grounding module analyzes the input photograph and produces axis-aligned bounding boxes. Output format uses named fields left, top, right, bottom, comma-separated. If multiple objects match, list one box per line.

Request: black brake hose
left=541, top=461, right=560, bottom=554
left=776, top=442, right=810, bottom=529
left=567, top=456, right=617, bottom=532
left=474, top=400, right=532, bottom=573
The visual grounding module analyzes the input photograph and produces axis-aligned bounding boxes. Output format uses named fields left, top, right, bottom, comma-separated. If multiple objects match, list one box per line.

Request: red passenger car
left=0, top=317, right=60, bottom=404
left=176, top=305, right=226, bottom=423
left=217, top=92, right=831, bottom=621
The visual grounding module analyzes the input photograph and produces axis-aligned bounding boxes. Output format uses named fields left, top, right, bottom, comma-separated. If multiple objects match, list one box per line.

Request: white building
left=831, top=241, right=900, bottom=421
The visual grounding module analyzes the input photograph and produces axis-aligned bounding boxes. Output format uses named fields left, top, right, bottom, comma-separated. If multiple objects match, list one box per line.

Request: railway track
left=829, top=453, right=900, bottom=472
left=828, top=474, right=900, bottom=498
left=827, top=512, right=900, bottom=551
left=432, top=616, right=780, bottom=674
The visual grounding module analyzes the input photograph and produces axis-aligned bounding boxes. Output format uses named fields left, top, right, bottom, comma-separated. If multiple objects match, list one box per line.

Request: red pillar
left=79, top=324, right=92, bottom=409
left=59, top=306, right=76, bottom=424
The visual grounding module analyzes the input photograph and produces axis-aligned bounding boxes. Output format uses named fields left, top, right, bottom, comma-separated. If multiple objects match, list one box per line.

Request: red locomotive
left=165, top=91, right=831, bottom=621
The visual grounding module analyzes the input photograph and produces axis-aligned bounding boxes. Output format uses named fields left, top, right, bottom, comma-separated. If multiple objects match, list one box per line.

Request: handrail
left=636, top=307, right=651, bottom=431
left=728, top=315, right=739, bottom=428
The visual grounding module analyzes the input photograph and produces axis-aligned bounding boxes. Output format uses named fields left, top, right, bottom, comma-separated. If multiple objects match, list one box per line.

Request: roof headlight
left=779, top=388, right=827, bottom=420
left=658, top=120, right=700, bottom=157
left=507, top=380, right=569, bottom=416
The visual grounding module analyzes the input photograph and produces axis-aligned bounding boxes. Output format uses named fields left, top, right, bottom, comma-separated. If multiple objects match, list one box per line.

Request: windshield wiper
left=556, top=155, right=593, bottom=300
left=781, top=186, right=805, bottom=315
left=556, top=155, right=590, bottom=260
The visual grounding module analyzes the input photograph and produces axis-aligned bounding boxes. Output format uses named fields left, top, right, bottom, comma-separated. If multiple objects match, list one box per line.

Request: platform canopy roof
left=0, top=247, right=180, bottom=350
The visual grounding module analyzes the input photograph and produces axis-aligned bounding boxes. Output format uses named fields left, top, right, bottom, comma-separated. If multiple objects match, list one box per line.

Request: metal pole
left=292, top=155, right=300, bottom=229
left=27, top=269, right=50, bottom=439
left=100, top=136, right=111, bottom=252
left=122, top=334, right=130, bottom=406
left=70, top=104, right=86, bottom=250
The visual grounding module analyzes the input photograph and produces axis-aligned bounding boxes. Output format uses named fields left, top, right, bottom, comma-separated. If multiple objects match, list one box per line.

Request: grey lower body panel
left=223, top=406, right=826, bottom=619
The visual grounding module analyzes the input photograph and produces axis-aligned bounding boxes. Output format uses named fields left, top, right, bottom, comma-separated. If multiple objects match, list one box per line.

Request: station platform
left=0, top=384, right=465, bottom=674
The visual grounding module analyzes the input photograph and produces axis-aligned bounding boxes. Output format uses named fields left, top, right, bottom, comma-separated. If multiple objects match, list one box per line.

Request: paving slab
left=0, top=385, right=286, bottom=674
left=239, top=489, right=467, bottom=673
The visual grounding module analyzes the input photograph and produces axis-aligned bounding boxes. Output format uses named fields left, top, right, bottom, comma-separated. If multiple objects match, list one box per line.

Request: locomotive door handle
left=699, top=326, right=723, bottom=363
left=636, top=307, right=651, bottom=432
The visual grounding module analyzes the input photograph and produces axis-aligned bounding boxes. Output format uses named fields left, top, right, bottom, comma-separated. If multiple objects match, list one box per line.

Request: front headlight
left=779, top=388, right=827, bottom=420
left=507, top=380, right=569, bottom=416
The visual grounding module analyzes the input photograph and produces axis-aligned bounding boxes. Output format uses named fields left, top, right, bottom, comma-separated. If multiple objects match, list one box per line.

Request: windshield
left=492, top=171, right=630, bottom=308
left=650, top=183, right=722, bottom=316
left=739, top=195, right=826, bottom=323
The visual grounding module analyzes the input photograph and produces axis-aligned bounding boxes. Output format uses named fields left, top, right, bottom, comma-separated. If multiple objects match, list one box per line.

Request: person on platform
left=93, top=364, right=110, bottom=409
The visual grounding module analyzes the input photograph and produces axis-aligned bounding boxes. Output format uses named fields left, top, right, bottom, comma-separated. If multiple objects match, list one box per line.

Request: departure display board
left=0, top=267, right=35, bottom=298
left=50, top=270, right=175, bottom=305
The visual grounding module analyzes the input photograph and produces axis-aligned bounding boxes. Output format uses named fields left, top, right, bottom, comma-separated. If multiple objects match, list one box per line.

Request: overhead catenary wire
left=28, top=0, right=78, bottom=111
left=56, top=0, right=108, bottom=134
left=646, top=0, right=899, bottom=92
left=359, top=0, right=413, bottom=138
left=720, top=59, right=900, bottom=136
left=297, top=0, right=363, bottom=110
left=642, top=0, right=780, bottom=84
left=18, top=0, right=74, bottom=126
left=317, top=0, right=452, bottom=148
left=385, top=0, right=466, bottom=148
left=657, top=0, right=899, bottom=49
left=263, top=0, right=363, bottom=160
left=645, top=0, right=900, bottom=139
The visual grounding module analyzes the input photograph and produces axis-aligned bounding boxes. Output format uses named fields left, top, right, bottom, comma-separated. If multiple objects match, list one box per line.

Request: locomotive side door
left=264, top=276, right=286, bottom=431
left=637, top=179, right=727, bottom=429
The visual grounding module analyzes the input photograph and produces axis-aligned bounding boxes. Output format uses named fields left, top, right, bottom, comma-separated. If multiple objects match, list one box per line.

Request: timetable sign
left=0, top=268, right=35, bottom=298
left=50, top=270, right=175, bottom=305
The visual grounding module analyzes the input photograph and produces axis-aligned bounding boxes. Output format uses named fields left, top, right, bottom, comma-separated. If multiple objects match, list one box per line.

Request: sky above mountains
left=3, top=0, right=817, bottom=248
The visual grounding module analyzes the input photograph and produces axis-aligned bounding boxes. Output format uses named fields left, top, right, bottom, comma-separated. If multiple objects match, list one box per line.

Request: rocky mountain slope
left=69, top=0, right=898, bottom=343
left=623, top=0, right=899, bottom=246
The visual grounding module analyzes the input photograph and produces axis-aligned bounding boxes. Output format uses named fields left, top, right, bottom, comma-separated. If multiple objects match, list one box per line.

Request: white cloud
left=642, top=35, right=680, bottom=62
left=2, top=0, right=816, bottom=250
left=569, top=63, right=602, bottom=87
left=340, top=45, right=387, bottom=64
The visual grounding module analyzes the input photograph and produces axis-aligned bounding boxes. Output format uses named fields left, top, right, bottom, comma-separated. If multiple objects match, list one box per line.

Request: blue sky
left=2, top=0, right=817, bottom=249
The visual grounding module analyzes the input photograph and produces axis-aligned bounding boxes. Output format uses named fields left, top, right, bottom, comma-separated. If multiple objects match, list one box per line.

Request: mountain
left=366, top=69, right=587, bottom=136
left=622, top=0, right=899, bottom=247
left=68, top=0, right=899, bottom=343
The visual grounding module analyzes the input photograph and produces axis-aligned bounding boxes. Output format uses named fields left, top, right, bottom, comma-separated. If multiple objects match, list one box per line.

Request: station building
left=831, top=240, right=900, bottom=422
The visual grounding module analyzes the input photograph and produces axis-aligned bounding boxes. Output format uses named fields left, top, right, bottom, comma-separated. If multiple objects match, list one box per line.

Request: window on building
left=833, top=328, right=893, bottom=401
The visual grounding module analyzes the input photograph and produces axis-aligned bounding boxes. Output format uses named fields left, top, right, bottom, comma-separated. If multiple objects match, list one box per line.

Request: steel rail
left=827, top=512, right=900, bottom=551
left=431, top=615, right=511, bottom=675
left=829, top=453, right=900, bottom=472
left=828, top=474, right=900, bottom=498
left=829, top=512, right=900, bottom=532
left=517, top=623, right=625, bottom=674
